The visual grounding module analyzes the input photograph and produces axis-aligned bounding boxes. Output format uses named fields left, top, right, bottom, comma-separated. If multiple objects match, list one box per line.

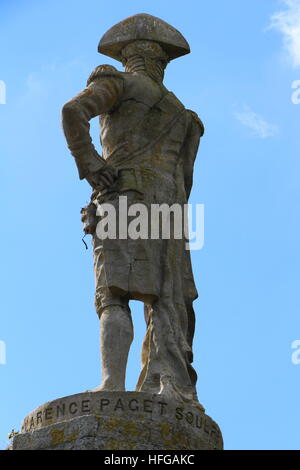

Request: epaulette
left=86, top=65, right=123, bottom=86
left=188, top=109, right=205, bottom=137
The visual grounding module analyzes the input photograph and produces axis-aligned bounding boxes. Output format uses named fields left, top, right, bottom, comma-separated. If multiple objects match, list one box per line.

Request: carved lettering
left=21, top=394, right=219, bottom=439
left=114, top=398, right=124, bottom=411
left=56, top=403, right=66, bottom=417
left=210, top=424, right=219, bottom=442
left=143, top=400, right=153, bottom=413
left=185, top=412, right=194, bottom=424
left=204, top=419, right=210, bottom=434
left=81, top=400, right=91, bottom=413
left=69, top=402, right=78, bottom=414
left=175, top=407, right=183, bottom=420
left=100, top=398, right=110, bottom=411
left=128, top=399, right=139, bottom=411
left=45, top=408, right=53, bottom=420
left=158, top=401, right=168, bottom=415
left=195, top=414, right=203, bottom=429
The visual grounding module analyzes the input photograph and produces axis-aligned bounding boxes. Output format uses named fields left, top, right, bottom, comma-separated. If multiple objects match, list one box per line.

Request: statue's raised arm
left=62, top=65, right=123, bottom=189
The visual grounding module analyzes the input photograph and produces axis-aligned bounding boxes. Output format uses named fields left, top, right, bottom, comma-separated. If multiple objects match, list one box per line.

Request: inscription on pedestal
left=21, top=392, right=222, bottom=449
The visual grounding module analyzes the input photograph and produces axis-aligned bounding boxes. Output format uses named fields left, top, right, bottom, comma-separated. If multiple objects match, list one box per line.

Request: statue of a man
left=62, top=14, right=204, bottom=407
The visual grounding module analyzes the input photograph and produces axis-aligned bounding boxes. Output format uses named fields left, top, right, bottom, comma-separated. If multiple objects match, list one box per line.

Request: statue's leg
left=137, top=298, right=199, bottom=403
left=92, top=230, right=134, bottom=390
left=94, top=301, right=133, bottom=391
left=136, top=303, right=161, bottom=394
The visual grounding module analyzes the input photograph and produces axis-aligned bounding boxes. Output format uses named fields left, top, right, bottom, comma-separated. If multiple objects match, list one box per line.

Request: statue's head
left=120, top=40, right=169, bottom=83
left=98, top=13, right=190, bottom=82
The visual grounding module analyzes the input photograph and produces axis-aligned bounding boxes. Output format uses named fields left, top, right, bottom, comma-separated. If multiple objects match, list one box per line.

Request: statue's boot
left=93, top=305, right=133, bottom=391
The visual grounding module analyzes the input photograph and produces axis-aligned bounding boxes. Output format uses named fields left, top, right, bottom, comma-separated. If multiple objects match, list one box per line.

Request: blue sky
left=0, top=0, right=300, bottom=450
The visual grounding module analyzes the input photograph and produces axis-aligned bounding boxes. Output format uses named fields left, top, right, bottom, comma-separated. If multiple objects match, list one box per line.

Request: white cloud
left=270, top=0, right=300, bottom=68
left=26, top=74, right=44, bottom=96
left=18, top=59, right=86, bottom=106
left=234, top=106, right=278, bottom=138
left=17, top=73, right=46, bottom=107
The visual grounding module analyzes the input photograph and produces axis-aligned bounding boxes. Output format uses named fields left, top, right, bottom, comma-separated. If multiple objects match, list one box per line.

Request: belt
left=93, top=167, right=144, bottom=199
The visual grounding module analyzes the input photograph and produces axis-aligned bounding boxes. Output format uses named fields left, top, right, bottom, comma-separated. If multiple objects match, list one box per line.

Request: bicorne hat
left=98, top=13, right=190, bottom=62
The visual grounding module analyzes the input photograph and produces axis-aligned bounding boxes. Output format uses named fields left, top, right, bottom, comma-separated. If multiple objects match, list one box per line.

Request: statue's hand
left=88, top=164, right=118, bottom=190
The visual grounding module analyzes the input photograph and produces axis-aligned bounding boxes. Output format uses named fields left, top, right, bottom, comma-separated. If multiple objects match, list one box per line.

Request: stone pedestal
left=11, top=391, right=223, bottom=450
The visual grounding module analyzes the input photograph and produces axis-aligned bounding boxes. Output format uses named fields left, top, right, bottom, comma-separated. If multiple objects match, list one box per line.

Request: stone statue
left=8, top=13, right=223, bottom=451
left=62, top=14, right=204, bottom=408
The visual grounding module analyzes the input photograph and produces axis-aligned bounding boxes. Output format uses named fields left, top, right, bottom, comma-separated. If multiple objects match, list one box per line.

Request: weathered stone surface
left=12, top=392, right=223, bottom=450
left=9, top=14, right=223, bottom=452
left=8, top=15, right=224, bottom=453
left=62, top=13, right=205, bottom=406
left=98, top=13, right=191, bottom=61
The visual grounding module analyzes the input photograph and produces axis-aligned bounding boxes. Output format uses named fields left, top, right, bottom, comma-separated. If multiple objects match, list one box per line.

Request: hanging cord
left=82, top=234, right=88, bottom=250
